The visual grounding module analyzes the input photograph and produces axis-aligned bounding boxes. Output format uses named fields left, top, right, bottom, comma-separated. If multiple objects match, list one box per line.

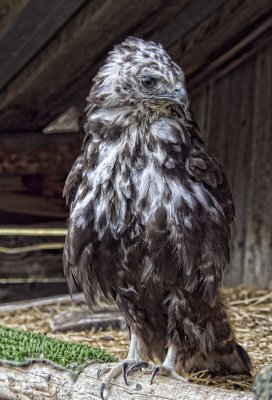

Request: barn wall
left=1, top=1, right=272, bottom=301
left=190, top=40, right=272, bottom=289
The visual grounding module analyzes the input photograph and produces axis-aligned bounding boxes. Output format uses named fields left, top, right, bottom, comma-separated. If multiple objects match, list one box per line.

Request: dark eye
left=141, top=76, right=156, bottom=89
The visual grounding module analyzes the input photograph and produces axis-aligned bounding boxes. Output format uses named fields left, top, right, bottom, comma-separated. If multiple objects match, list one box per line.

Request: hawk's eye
left=141, top=76, right=156, bottom=89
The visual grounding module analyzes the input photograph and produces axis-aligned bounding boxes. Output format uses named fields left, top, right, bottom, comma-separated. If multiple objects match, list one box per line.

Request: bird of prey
left=63, top=37, right=251, bottom=398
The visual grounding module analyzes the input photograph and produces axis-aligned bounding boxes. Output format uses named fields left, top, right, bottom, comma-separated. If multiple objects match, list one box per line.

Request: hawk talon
left=100, top=382, right=107, bottom=400
left=150, top=365, right=160, bottom=384
left=127, top=361, right=150, bottom=376
left=97, top=365, right=111, bottom=379
left=97, top=366, right=103, bottom=379
left=64, top=37, right=251, bottom=400
left=122, top=361, right=129, bottom=386
left=150, top=364, right=187, bottom=384
left=98, top=359, right=148, bottom=398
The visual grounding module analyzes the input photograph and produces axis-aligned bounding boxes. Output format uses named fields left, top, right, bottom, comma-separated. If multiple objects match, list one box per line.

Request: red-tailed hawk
left=63, top=37, right=251, bottom=398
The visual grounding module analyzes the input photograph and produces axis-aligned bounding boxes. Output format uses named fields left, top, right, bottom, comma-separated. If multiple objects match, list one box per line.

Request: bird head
left=88, top=37, right=189, bottom=117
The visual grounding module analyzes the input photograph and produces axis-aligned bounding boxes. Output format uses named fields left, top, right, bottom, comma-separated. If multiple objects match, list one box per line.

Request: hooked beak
left=156, top=88, right=188, bottom=108
left=173, top=87, right=188, bottom=106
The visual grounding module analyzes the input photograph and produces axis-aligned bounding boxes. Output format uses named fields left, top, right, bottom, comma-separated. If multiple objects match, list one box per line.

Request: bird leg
left=98, top=333, right=149, bottom=399
left=150, top=344, right=187, bottom=384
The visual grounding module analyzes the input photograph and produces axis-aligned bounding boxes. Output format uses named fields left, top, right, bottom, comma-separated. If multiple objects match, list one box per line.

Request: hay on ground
left=1, top=288, right=271, bottom=391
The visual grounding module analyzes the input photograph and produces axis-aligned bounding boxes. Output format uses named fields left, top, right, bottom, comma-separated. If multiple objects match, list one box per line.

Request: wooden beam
left=134, top=0, right=227, bottom=48
left=0, top=193, right=67, bottom=218
left=0, top=0, right=89, bottom=91
left=0, top=131, right=82, bottom=218
left=0, top=293, right=84, bottom=313
left=0, top=234, right=64, bottom=280
left=0, top=227, right=67, bottom=236
left=0, top=0, right=231, bottom=132
left=0, top=282, right=68, bottom=303
left=6, top=0, right=262, bottom=132
left=0, top=0, right=30, bottom=36
left=1, top=0, right=271, bottom=132
left=169, top=0, right=272, bottom=85
left=0, top=131, right=82, bottom=174
left=0, top=0, right=168, bottom=131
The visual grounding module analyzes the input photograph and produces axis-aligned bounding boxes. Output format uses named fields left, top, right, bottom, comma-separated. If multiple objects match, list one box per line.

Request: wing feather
left=63, top=154, right=84, bottom=207
left=184, top=131, right=234, bottom=306
left=63, top=152, right=102, bottom=308
left=186, top=133, right=235, bottom=226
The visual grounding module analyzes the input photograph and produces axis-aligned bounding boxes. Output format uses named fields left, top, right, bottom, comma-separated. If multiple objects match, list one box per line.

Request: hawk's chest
left=73, top=116, right=212, bottom=240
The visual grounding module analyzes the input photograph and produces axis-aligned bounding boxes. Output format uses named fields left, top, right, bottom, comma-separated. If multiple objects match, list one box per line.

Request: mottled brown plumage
left=63, top=37, right=251, bottom=393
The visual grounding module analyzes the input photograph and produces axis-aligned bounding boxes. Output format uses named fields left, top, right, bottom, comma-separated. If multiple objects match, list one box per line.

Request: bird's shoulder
left=186, top=129, right=235, bottom=225
left=63, top=154, right=84, bottom=208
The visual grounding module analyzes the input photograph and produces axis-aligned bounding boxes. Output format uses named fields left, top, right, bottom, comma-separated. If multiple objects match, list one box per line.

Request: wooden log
left=50, top=308, right=125, bottom=332
left=0, top=293, right=85, bottom=314
left=0, top=360, right=254, bottom=400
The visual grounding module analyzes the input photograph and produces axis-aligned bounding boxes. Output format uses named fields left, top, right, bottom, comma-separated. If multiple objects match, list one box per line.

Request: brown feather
left=63, top=37, right=250, bottom=377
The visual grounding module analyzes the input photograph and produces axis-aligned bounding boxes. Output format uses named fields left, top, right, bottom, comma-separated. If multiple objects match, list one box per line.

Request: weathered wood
left=133, top=0, right=227, bottom=51
left=51, top=308, right=125, bottom=332
left=171, top=0, right=272, bottom=80
left=0, top=0, right=167, bottom=131
left=186, top=13, right=272, bottom=92
left=0, top=131, right=82, bottom=174
left=0, top=226, right=69, bottom=301
left=0, top=0, right=89, bottom=91
left=0, top=0, right=30, bottom=36
left=0, top=193, right=67, bottom=218
left=3, top=0, right=264, bottom=132
left=0, top=0, right=271, bottom=292
left=243, top=43, right=272, bottom=288
left=0, top=227, right=67, bottom=236
left=0, top=282, right=68, bottom=303
left=0, top=131, right=82, bottom=219
left=0, top=361, right=254, bottom=400
left=0, top=234, right=64, bottom=281
left=190, top=38, right=272, bottom=289
left=0, top=293, right=85, bottom=314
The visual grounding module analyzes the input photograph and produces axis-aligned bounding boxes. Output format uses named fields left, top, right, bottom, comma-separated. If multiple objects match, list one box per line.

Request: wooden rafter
left=0, top=0, right=228, bottom=132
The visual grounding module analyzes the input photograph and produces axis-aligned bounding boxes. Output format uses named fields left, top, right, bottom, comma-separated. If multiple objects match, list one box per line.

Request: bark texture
left=0, top=361, right=254, bottom=400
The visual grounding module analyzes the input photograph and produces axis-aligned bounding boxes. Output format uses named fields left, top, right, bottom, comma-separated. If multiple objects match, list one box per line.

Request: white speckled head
left=87, top=37, right=188, bottom=111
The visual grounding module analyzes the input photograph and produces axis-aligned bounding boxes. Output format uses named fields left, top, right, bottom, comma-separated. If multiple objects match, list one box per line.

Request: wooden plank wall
left=1, top=0, right=272, bottom=300
left=0, top=231, right=67, bottom=302
left=0, top=132, right=82, bottom=221
left=190, top=40, right=272, bottom=288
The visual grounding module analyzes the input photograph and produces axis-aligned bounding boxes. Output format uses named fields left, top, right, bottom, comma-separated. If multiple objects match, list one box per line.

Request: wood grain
left=0, top=361, right=254, bottom=400
left=191, top=38, right=272, bottom=289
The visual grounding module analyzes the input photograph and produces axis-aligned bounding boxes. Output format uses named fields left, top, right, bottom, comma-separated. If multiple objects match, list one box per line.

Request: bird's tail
left=174, top=294, right=252, bottom=376
left=182, top=339, right=252, bottom=376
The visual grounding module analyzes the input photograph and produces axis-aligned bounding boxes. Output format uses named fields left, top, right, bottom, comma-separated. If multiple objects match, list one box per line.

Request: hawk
left=63, top=37, right=251, bottom=397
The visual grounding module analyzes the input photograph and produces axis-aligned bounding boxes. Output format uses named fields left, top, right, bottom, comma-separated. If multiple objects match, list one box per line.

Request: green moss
left=0, top=325, right=118, bottom=378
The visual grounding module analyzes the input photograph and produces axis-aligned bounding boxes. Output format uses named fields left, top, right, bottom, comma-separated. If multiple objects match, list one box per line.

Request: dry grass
left=1, top=288, right=271, bottom=392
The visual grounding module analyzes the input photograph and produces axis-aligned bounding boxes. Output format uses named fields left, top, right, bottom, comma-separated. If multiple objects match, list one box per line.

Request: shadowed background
left=0, top=0, right=271, bottom=301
